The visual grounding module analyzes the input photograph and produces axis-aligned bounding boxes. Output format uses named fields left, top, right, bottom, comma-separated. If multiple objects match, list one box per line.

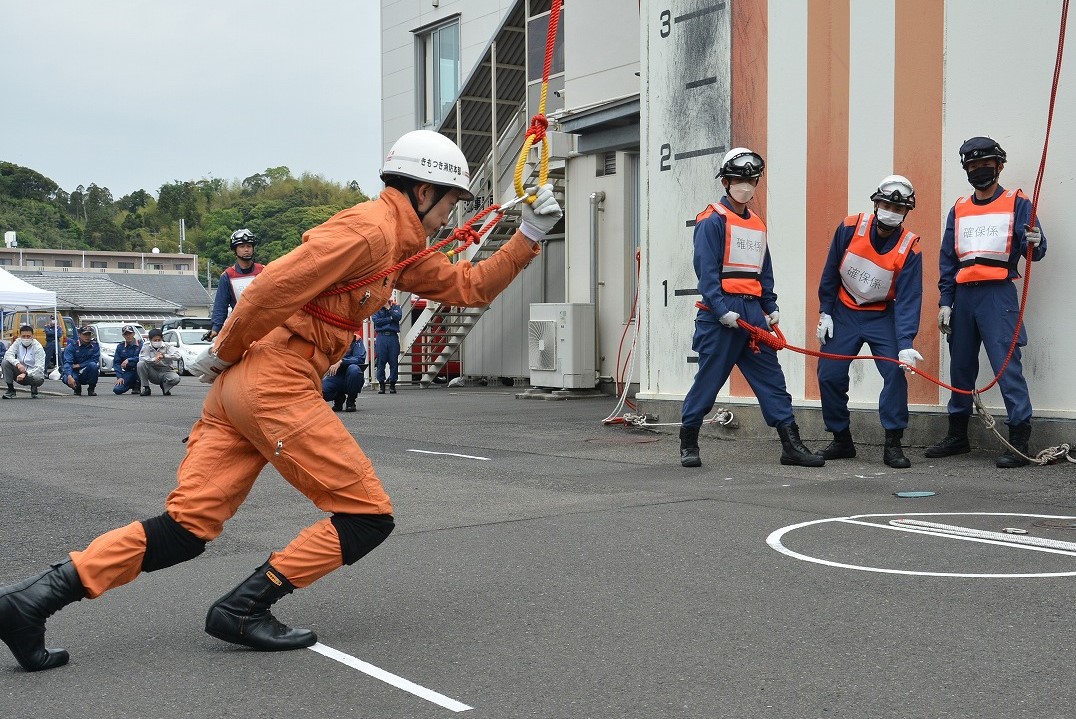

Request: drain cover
left=894, top=491, right=936, bottom=498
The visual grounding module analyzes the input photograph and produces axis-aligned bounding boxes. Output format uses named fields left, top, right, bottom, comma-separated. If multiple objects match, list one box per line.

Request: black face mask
left=967, top=166, right=998, bottom=190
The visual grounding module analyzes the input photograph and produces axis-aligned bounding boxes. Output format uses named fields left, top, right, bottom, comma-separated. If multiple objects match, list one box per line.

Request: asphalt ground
left=2, top=379, right=1076, bottom=718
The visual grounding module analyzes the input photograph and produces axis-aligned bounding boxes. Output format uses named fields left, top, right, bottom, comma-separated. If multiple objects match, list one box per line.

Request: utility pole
left=180, top=218, right=186, bottom=253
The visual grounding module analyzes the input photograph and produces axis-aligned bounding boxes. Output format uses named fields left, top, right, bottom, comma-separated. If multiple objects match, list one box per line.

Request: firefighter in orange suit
left=0, top=129, right=563, bottom=672
left=679, top=147, right=823, bottom=470
left=815, top=175, right=923, bottom=468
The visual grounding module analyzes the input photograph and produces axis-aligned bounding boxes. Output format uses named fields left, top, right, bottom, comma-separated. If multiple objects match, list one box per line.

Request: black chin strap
left=406, top=185, right=453, bottom=221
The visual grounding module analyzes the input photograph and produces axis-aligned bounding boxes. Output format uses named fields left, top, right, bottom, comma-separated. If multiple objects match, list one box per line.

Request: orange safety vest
left=953, top=189, right=1022, bottom=283
left=696, top=202, right=767, bottom=296
left=837, top=213, right=918, bottom=311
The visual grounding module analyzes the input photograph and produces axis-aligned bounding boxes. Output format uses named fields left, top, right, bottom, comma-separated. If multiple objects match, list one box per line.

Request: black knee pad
left=141, top=512, right=207, bottom=572
left=331, top=513, right=395, bottom=565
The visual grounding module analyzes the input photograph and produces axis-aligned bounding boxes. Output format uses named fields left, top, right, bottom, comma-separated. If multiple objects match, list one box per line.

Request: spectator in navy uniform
left=62, top=327, right=100, bottom=396
left=43, top=316, right=64, bottom=374
left=3, top=324, right=45, bottom=399
left=112, top=325, right=143, bottom=395
left=207, top=229, right=265, bottom=340
left=372, top=298, right=403, bottom=394
left=137, top=328, right=182, bottom=396
left=322, top=332, right=367, bottom=412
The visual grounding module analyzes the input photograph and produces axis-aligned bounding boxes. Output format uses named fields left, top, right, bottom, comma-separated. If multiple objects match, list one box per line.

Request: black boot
left=140, top=386, right=152, bottom=397
left=389, top=384, right=397, bottom=394
left=776, top=422, right=825, bottom=467
left=817, top=428, right=856, bottom=459
left=0, top=559, right=86, bottom=672
left=204, top=561, right=317, bottom=651
left=377, top=382, right=386, bottom=394
left=2, top=385, right=15, bottom=399
left=345, top=395, right=357, bottom=412
left=332, top=398, right=344, bottom=412
left=996, top=422, right=1032, bottom=469
left=679, top=426, right=701, bottom=468
left=883, top=429, right=911, bottom=468
left=924, top=415, right=971, bottom=458
left=87, top=384, right=97, bottom=396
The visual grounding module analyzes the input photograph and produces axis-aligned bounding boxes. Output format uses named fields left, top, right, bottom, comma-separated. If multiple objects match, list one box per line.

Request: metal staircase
left=395, top=0, right=566, bottom=386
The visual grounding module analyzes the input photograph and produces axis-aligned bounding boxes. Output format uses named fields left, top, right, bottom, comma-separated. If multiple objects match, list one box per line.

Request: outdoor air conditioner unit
left=528, top=303, right=595, bottom=389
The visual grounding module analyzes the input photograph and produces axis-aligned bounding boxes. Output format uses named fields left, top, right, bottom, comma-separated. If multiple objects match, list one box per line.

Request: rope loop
left=526, top=114, right=549, bottom=143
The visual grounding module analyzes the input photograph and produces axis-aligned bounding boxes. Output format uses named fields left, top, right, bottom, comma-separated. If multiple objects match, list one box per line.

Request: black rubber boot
left=204, top=561, right=317, bottom=651
left=0, top=559, right=86, bottom=672
left=389, top=384, right=397, bottom=394
left=996, top=422, right=1032, bottom=469
left=777, top=422, right=825, bottom=467
left=345, top=396, right=357, bottom=412
left=2, top=385, right=15, bottom=399
left=140, top=386, right=151, bottom=397
left=332, top=398, right=344, bottom=412
left=87, top=385, right=97, bottom=396
left=679, top=426, right=701, bottom=468
left=377, top=382, right=386, bottom=394
left=924, top=414, right=971, bottom=458
left=883, top=429, right=912, bottom=468
left=817, top=428, right=856, bottom=459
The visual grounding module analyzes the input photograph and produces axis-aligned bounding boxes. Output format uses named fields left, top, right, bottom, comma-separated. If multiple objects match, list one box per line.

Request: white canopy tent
left=0, top=266, right=60, bottom=373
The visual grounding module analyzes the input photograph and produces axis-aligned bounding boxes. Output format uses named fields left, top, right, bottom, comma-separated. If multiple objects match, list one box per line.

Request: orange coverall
left=70, top=188, right=540, bottom=597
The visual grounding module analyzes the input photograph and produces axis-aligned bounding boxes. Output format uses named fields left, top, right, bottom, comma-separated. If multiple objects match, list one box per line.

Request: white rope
left=890, top=518, right=1076, bottom=552
left=972, top=394, right=1076, bottom=465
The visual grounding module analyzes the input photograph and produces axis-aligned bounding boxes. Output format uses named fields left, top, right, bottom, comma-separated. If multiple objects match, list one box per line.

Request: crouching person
left=323, top=331, right=367, bottom=412
left=137, top=328, right=181, bottom=396
left=113, top=325, right=143, bottom=395
left=3, top=324, right=45, bottom=399
left=62, top=327, right=100, bottom=396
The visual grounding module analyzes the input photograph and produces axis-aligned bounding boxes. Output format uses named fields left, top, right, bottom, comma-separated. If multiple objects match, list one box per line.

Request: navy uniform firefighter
left=61, top=326, right=100, bottom=396
left=322, top=331, right=367, bottom=412
left=206, top=229, right=265, bottom=340
left=926, top=136, right=1046, bottom=468
left=372, top=298, right=403, bottom=393
left=679, top=147, right=823, bottom=469
left=815, top=175, right=924, bottom=468
left=112, top=324, right=143, bottom=395
left=0, top=129, right=562, bottom=672
left=43, top=316, right=64, bottom=374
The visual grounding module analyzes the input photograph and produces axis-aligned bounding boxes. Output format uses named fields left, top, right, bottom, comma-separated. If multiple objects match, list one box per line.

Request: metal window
left=417, top=21, right=460, bottom=128
left=596, top=151, right=617, bottom=177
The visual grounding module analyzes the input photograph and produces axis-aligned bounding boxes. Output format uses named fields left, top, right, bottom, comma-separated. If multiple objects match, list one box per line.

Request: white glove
left=816, top=313, right=833, bottom=345
left=766, top=311, right=780, bottom=328
left=1025, top=225, right=1042, bottom=247
left=519, top=184, right=563, bottom=240
left=719, top=311, right=740, bottom=329
left=938, top=306, right=953, bottom=335
left=898, top=348, right=924, bottom=372
left=190, top=346, right=233, bottom=384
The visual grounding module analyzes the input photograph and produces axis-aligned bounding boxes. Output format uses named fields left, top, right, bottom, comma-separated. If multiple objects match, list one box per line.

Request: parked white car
left=162, top=328, right=212, bottom=376
left=91, top=322, right=147, bottom=375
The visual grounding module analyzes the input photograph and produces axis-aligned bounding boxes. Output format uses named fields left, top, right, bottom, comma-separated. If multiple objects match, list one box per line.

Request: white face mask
left=20, top=338, right=33, bottom=347
left=151, top=341, right=164, bottom=349
left=728, top=181, right=756, bottom=204
left=875, top=208, right=906, bottom=228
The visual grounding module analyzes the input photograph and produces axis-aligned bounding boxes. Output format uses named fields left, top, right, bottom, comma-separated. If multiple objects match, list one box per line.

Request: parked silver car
left=162, top=328, right=212, bottom=376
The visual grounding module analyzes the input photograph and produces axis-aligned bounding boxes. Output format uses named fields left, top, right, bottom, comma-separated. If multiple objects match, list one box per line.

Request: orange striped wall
left=729, top=0, right=768, bottom=397
left=895, top=0, right=944, bottom=404
left=804, top=0, right=850, bottom=400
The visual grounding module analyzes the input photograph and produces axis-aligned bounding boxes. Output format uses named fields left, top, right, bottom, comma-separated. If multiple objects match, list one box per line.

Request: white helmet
left=870, top=174, right=916, bottom=209
left=717, top=147, right=765, bottom=179
left=381, top=130, right=474, bottom=200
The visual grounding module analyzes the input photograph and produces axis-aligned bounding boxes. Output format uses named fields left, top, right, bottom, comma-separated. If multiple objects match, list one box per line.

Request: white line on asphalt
left=407, top=449, right=490, bottom=461
left=309, top=642, right=473, bottom=712
left=836, top=518, right=1076, bottom=558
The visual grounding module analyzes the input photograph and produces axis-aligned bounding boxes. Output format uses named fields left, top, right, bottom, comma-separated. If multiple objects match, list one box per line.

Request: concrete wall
left=638, top=0, right=1076, bottom=430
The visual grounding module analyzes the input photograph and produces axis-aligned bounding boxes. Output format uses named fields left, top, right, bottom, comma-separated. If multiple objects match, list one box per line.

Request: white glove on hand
left=519, top=184, right=563, bottom=241
left=190, top=346, right=233, bottom=384
left=938, top=306, right=953, bottom=335
left=766, top=311, right=780, bottom=328
left=719, top=311, right=740, bottom=329
left=1025, top=225, right=1042, bottom=247
left=898, top=348, right=924, bottom=372
left=816, top=313, right=833, bottom=345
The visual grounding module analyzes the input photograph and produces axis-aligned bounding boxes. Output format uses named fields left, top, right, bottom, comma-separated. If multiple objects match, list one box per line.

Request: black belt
left=957, top=280, right=1007, bottom=288
left=378, top=331, right=397, bottom=336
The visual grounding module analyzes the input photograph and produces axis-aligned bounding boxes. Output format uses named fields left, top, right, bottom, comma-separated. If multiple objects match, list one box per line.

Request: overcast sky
left=1, top=1, right=384, bottom=199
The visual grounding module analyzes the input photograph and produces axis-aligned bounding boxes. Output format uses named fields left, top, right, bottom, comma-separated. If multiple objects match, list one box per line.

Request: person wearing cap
left=3, top=324, right=45, bottom=399
left=679, top=147, right=823, bottom=470
left=815, top=176, right=924, bottom=468
left=322, top=331, right=367, bottom=412
left=925, top=137, right=1046, bottom=468
left=371, top=298, right=403, bottom=394
left=207, top=229, right=265, bottom=341
left=61, top=327, right=100, bottom=396
left=112, top=325, right=144, bottom=396
left=136, top=328, right=182, bottom=396
left=0, top=129, right=563, bottom=672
